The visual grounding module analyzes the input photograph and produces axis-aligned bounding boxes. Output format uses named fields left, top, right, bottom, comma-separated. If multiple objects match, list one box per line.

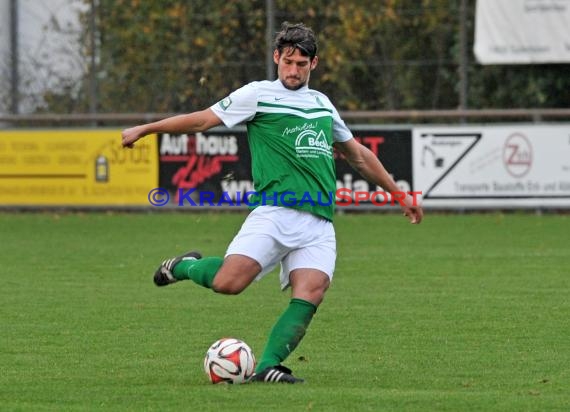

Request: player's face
left=274, top=47, right=318, bottom=90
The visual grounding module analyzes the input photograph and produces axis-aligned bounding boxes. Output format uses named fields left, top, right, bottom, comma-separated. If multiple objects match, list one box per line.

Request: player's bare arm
left=121, top=108, right=222, bottom=148
left=335, top=138, right=423, bottom=224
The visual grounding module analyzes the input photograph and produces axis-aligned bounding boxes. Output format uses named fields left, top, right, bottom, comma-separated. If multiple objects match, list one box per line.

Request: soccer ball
left=203, top=338, right=256, bottom=384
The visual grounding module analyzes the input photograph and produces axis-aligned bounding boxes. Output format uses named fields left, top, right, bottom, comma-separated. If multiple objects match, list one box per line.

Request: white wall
left=0, top=0, right=87, bottom=113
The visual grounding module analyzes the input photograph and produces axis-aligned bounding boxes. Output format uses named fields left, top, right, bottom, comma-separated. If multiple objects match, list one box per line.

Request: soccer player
left=121, top=22, right=423, bottom=383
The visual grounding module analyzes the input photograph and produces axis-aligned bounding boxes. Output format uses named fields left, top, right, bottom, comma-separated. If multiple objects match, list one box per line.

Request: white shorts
left=225, top=206, right=336, bottom=290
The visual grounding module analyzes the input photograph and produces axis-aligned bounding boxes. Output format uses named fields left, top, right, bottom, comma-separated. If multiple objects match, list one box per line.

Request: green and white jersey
left=211, top=80, right=353, bottom=221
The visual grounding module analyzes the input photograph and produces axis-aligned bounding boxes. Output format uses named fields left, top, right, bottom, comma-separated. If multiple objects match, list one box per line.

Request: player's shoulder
left=239, top=80, right=274, bottom=92
left=306, top=88, right=335, bottom=109
left=231, top=80, right=275, bottom=100
left=242, top=80, right=296, bottom=103
left=307, top=87, right=327, bottom=97
left=307, top=88, right=331, bottom=101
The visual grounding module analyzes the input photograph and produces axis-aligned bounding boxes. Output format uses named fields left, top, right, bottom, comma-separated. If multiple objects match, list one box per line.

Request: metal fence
left=1, top=108, right=570, bottom=128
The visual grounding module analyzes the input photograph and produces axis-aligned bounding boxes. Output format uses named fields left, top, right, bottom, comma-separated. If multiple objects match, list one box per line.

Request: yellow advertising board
left=0, top=130, right=158, bottom=205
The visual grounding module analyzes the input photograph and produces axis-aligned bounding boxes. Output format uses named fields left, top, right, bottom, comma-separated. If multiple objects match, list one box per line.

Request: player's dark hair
left=274, top=22, right=318, bottom=60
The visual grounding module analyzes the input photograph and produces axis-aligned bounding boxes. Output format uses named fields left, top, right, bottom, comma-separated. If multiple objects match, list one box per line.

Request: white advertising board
left=474, top=0, right=570, bottom=64
left=413, top=125, right=570, bottom=208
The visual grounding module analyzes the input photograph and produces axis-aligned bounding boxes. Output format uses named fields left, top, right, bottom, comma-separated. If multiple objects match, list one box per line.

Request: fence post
left=458, top=0, right=468, bottom=122
left=10, top=0, right=19, bottom=114
left=265, top=0, right=275, bottom=81
left=88, top=0, right=98, bottom=124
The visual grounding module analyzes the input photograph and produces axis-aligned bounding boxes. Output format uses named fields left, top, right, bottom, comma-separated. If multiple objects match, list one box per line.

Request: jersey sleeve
left=330, top=105, right=353, bottom=143
left=314, top=92, right=353, bottom=143
left=210, top=83, right=258, bottom=128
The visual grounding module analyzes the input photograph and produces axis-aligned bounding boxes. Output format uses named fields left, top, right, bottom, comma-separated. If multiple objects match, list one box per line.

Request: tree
left=35, top=0, right=570, bottom=114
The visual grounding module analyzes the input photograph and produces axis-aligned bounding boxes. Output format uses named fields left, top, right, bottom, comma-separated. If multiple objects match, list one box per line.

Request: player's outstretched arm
left=121, top=108, right=222, bottom=148
left=335, top=138, right=423, bottom=224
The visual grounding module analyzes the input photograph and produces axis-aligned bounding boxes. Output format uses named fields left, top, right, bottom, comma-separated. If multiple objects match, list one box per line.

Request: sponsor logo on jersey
left=219, top=96, right=232, bottom=111
left=294, top=129, right=332, bottom=159
left=282, top=121, right=317, bottom=136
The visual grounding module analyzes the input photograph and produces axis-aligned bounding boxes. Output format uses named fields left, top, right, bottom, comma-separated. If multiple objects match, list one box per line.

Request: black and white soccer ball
left=203, top=338, right=256, bottom=384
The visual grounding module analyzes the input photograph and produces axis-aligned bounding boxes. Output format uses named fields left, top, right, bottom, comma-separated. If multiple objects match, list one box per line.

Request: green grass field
left=1, top=211, right=568, bottom=411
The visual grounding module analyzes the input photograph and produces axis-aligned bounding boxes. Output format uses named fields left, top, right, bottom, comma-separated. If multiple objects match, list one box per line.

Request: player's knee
left=290, top=271, right=330, bottom=306
left=292, top=282, right=329, bottom=306
left=212, top=277, right=246, bottom=295
left=306, top=288, right=328, bottom=306
left=212, top=255, right=260, bottom=295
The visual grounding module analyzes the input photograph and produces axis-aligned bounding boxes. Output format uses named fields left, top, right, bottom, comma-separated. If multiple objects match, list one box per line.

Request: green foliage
left=38, top=0, right=570, bottom=113
left=92, top=0, right=266, bottom=112
left=469, top=64, right=570, bottom=108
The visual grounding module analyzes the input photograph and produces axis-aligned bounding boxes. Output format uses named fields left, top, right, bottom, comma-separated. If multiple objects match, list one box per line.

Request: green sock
left=172, top=256, right=222, bottom=289
left=255, top=298, right=317, bottom=373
